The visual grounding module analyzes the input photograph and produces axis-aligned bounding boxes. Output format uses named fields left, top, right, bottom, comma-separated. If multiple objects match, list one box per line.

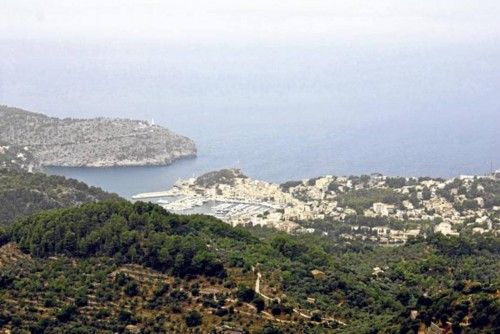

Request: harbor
left=132, top=193, right=278, bottom=222
left=131, top=176, right=283, bottom=225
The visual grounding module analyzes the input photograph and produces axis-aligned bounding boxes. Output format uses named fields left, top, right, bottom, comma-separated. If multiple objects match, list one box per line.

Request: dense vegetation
left=336, top=188, right=407, bottom=214
left=0, top=169, right=119, bottom=226
left=0, top=200, right=498, bottom=333
left=9, top=201, right=251, bottom=278
left=196, top=169, right=247, bottom=188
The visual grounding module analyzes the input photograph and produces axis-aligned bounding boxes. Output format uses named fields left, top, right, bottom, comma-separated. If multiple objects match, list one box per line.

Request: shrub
left=185, top=310, right=202, bottom=327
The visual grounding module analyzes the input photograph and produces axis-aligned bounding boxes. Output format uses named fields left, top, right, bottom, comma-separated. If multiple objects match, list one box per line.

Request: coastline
left=133, top=168, right=500, bottom=240
left=41, top=152, right=197, bottom=169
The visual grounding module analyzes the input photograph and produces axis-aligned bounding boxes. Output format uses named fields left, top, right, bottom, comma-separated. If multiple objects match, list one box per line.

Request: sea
left=1, top=40, right=499, bottom=198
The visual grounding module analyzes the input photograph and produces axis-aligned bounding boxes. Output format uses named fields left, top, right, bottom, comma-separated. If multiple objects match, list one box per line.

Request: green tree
left=253, top=297, right=265, bottom=313
left=185, top=310, right=202, bottom=327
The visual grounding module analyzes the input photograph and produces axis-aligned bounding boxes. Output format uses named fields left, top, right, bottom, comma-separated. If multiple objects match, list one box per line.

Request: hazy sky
left=2, top=0, right=500, bottom=45
left=1, top=1, right=499, bottom=179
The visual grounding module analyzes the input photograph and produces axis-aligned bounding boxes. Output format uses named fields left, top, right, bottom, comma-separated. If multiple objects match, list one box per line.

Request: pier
left=131, top=191, right=173, bottom=199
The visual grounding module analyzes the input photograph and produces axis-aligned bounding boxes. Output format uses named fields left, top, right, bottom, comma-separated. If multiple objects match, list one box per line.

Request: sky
left=1, top=1, right=500, bottom=45
left=1, top=0, right=500, bottom=123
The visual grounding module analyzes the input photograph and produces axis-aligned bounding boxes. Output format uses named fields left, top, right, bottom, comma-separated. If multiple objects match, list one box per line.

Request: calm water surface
left=1, top=41, right=498, bottom=198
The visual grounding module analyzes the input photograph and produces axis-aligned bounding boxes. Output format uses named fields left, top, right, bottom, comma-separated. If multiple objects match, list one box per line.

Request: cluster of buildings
left=341, top=225, right=422, bottom=244
left=139, top=169, right=499, bottom=243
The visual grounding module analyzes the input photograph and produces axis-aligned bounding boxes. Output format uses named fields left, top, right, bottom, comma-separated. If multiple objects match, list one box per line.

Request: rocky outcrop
left=195, top=168, right=247, bottom=187
left=0, top=105, right=197, bottom=167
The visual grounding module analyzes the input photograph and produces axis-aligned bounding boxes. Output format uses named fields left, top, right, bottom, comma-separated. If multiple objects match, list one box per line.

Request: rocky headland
left=0, top=105, right=197, bottom=167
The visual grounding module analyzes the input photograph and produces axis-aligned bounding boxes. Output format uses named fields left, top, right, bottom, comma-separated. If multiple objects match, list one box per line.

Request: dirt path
left=253, top=270, right=347, bottom=326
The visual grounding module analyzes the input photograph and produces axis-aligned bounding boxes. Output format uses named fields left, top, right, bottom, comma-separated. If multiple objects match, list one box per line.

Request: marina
left=159, top=195, right=277, bottom=221
left=132, top=185, right=281, bottom=224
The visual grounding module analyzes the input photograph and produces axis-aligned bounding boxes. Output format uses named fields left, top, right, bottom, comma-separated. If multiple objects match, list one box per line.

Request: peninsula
left=0, top=105, right=197, bottom=167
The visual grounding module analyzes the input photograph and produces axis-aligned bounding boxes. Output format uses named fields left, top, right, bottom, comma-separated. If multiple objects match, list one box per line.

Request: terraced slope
left=0, top=200, right=497, bottom=333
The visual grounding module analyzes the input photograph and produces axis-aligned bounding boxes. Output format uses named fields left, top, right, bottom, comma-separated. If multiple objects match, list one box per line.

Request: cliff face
left=0, top=105, right=197, bottom=167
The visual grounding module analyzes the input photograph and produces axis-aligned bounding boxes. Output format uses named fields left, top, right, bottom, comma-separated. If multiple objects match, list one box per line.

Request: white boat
left=156, top=199, right=170, bottom=204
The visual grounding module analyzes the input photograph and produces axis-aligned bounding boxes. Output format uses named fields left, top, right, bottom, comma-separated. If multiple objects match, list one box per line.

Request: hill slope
left=0, top=200, right=498, bottom=333
left=0, top=142, right=39, bottom=172
left=0, top=169, right=120, bottom=226
left=0, top=105, right=197, bottom=167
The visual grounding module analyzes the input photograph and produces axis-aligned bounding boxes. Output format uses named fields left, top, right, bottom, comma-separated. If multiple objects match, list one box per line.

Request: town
left=133, top=168, right=500, bottom=245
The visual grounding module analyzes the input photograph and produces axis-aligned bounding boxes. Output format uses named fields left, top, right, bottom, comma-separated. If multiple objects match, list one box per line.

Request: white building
left=372, top=202, right=394, bottom=216
left=434, top=222, right=459, bottom=236
left=472, top=227, right=485, bottom=234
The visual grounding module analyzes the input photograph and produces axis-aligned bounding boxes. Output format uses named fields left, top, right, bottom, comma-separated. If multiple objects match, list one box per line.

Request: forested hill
left=0, top=168, right=120, bottom=226
left=9, top=200, right=252, bottom=277
left=0, top=200, right=498, bottom=333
